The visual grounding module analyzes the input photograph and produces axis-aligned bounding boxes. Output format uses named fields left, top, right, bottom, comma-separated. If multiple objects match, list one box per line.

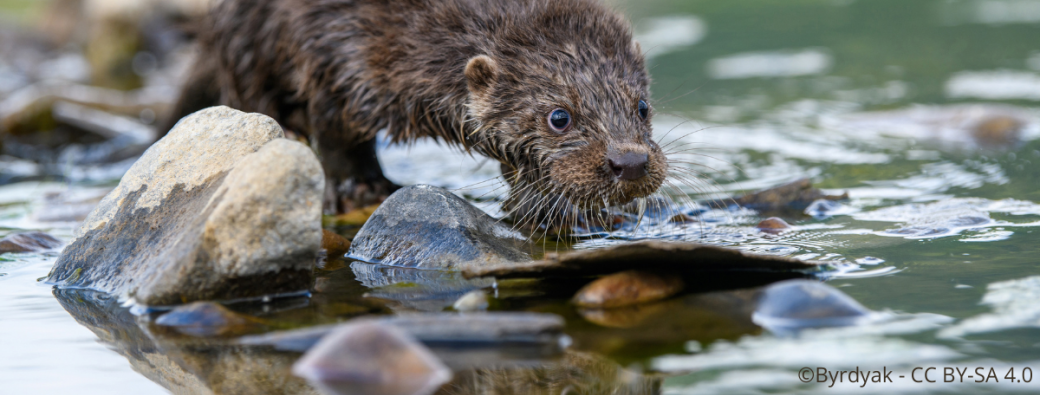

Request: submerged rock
left=719, top=178, right=848, bottom=212
left=46, top=106, right=324, bottom=306
left=154, top=301, right=264, bottom=337
left=0, top=231, right=62, bottom=253
left=755, top=217, right=791, bottom=233
left=292, top=322, right=452, bottom=395
left=239, top=312, right=567, bottom=352
left=572, top=270, right=684, bottom=308
left=752, top=280, right=873, bottom=333
left=972, top=115, right=1023, bottom=148
left=452, top=290, right=489, bottom=312
left=347, top=185, right=531, bottom=270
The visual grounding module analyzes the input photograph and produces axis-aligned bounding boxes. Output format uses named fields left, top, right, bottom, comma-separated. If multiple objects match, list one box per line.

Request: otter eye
left=638, top=100, right=649, bottom=120
left=548, top=108, right=571, bottom=132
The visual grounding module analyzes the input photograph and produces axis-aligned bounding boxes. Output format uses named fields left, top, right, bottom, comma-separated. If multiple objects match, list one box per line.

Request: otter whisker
left=654, top=118, right=698, bottom=146
left=658, top=126, right=723, bottom=150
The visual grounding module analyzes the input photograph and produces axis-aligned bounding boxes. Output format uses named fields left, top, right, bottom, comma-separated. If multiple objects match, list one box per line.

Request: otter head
left=462, top=16, right=666, bottom=227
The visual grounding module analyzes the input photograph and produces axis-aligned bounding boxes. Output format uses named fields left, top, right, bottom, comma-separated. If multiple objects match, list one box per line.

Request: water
left=4, top=0, right=1040, bottom=393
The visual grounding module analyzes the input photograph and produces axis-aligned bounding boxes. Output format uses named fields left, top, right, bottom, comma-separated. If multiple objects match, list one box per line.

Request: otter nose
left=606, top=151, right=649, bottom=181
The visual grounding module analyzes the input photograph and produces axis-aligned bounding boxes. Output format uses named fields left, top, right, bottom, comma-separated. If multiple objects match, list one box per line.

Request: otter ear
left=465, top=55, right=498, bottom=94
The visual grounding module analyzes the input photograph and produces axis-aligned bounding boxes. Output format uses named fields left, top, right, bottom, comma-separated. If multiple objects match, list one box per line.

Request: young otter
left=165, top=0, right=668, bottom=228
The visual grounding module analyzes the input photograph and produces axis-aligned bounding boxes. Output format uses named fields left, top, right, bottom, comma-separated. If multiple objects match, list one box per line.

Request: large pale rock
left=347, top=185, right=531, bottom=270
left=46, top=106, right=325, bottom=306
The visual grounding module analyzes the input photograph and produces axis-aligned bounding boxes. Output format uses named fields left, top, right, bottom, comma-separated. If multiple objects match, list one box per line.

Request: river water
left=3, top=0, right=1040, bottom=394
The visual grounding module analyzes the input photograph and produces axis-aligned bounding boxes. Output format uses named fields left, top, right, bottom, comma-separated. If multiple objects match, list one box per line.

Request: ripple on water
left=850, top=197, right=1040, bottom=241
left=940, top=275, right=1040, bottom=339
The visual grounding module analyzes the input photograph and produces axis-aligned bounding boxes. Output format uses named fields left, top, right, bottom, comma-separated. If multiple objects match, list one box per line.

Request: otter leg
left=320, top=138, right=400, bottom=214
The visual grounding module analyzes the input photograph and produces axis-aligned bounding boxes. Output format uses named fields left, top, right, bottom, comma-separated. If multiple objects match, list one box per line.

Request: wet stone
left=46, top=106, right=325, bottom=306
left=971, top=115, right=1023, bottom=148
left=572, top=270, right=684, bottom=308
left=0, top=231, right=62, bottom=253
left=239, top=312, right=567, bottom=352
left=154, top=301, right=264, bottom=337
left=752, top=279, right=873, bottom=334
left=756, top=217, right=792, bottom=233
left=720, top=178, right=848, bottom=212
left=347, top=185, right=531, bottom=270
left=292, top=322, right=452, bottom=395
left=452, top=290, right=489, bottom=312
left=321, top=229, right=351, bottom=258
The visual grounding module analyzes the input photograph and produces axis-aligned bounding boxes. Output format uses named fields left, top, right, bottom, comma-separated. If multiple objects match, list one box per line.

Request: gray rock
left=0, top=231, right=62, bottom=253
left=752, top=280, right=873, bottom=333
left=292, top=321, right=452, bottom=395
left=347, top=185, right=531, bottom=270
left=238, top=312, right=567, bottom=352
left=46, top=106, right=325, bottom=306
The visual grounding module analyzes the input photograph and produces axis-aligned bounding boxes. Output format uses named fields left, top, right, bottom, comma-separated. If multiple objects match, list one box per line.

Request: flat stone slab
left=347, top=185, right=531, bottom=270
left=462, top=240, right=825, bottom=280
left=46, top=106, right=325, bottom=306
left=239, top=312, right=567, bottom=352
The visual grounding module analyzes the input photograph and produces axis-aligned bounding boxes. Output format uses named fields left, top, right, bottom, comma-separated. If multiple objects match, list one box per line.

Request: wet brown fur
left=167, top=0, right=667, bottom=226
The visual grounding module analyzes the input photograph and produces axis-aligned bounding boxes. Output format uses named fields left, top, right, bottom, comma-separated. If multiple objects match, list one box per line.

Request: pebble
left=572, top=270, right=684, bottom=308
left=452, top=290, right=489, bottom=312
left=321, top=229, right=351, bottom=258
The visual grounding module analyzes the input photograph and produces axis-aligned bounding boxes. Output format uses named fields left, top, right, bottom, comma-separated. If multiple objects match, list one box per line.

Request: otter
left=164, top=0, right=668, bottom=230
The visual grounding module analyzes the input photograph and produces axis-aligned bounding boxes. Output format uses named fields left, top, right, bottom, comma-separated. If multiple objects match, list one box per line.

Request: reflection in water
left=350, top=262, right=495, bottom=312
left=53, top=287, right=667, bottom=395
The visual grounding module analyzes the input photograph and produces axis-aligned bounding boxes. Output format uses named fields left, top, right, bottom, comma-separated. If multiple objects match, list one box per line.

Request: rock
left=0, top=232, right=62, bottom=253
left=756, top=217, right=791, bottom=233
left=752, top=280, right=873, bottom=333
left=717, top=178, right=848, bottom=212
left=327, top=204, right=381, bottom=226
left=347, top=185, right=531, bottom=270
left=971, top=115, right=1022, bottom=147
left=463, top=240, right=825, bottom=281
left=321, top=229, right=351, bottom=258
left=292, top=322, right=452, bottom=395
left=46, top=106, right=325, bottom=306
left=154, top=301, right=264, bottom=337
left=239, top=312, right=567, bottom=352
left=452, top=290, right=489, bottom=312
left=572, top=270, right=684, bottom=308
